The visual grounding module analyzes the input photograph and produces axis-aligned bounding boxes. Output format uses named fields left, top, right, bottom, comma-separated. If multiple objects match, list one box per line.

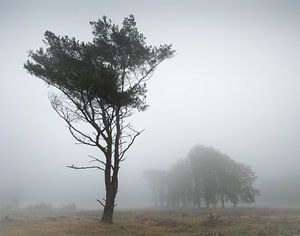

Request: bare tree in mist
left=24, top=15, right=174, bottom=223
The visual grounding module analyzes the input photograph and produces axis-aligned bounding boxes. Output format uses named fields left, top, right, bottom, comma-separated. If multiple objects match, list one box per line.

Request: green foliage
left=24, top=15, right=175, bottom=110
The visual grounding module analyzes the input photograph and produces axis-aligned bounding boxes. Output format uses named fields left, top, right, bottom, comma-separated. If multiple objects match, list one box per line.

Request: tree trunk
left=101, top=187, right=117, bottom=224
left=101, top=167, right=119, bottom=223
left=101, top=163, right=119, bottom=224
left=101, top=108, right=121, bottom=224
left=221, top=194, right=225, bottom=208
left=194, top=181, right=201, bottom=208
left=101, top=205, right=114, bottom=223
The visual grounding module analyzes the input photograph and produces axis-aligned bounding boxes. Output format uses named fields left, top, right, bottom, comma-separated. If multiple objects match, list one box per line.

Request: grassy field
left=1, top=208, right=300, bottom=235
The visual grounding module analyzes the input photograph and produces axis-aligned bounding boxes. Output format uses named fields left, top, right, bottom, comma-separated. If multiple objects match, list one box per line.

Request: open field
left=1, top=208, right=300, bottom=236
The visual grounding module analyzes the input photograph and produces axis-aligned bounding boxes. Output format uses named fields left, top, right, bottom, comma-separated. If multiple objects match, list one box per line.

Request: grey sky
left=0, top=0, right=300, bottom=207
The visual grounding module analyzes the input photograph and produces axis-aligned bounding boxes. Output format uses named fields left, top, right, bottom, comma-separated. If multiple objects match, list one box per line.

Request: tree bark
left=101, top=201, right=114, bottom=223
left=101, top=187, right=117, bottom=224
left=221, top=193, right=225, bottom=208
left=101, top=166, right=118, bottom=223
left=101, top=108, right=121, bottom=224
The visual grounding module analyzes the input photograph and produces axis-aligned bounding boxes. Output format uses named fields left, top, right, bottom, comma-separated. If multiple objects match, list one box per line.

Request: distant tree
left=188, top=145, right=221, bottom=208
left=24, top=15, right=175, bottom=223
left=0, top=187, right=21, bottom=211
left=144, top=145, right=258, bottom=209
left=61, top=203, right=77, bottom=212
left=143, top=169, right=168, bottom=207
left=167, top=159, right=192, bottom=208
left=187, top=144, right=259, bottom=209
left=144, top=160, right=193, bottom=208
left=225, top=162, right=259, bottom=208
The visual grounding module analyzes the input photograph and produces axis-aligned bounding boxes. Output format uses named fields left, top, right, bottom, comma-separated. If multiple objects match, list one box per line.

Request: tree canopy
left=25, top=15, right=174, bottom=110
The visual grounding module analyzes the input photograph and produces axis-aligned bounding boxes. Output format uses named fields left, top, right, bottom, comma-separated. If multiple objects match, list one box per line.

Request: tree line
left=143, top=145, right=259, bottom=209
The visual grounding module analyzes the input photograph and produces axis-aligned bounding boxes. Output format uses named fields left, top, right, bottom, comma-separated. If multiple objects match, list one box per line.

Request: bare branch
left=51, top=85, right=109, bottom=145
left=68, top=127, right=97, bottom=147
left=49, top=93, right=109, bottom=152
left=88, top=155, right=114, bottom=170
left=96, top=199, right=105, bottom=207
left=119, top=129, right=145, bottom=160
left=130, top=64, right=157, bottom=90
left=67, top=164, right=105, bottom=172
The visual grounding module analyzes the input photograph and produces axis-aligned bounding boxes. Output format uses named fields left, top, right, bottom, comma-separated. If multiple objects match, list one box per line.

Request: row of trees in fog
left=143, top=145, right=259, bottom=208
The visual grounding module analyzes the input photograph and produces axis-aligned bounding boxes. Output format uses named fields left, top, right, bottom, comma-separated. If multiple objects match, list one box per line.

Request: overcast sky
left=1, top=0, right=300, bottom=208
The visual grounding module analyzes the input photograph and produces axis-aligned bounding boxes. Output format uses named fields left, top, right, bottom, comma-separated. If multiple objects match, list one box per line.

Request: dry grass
left=1, top=208, right=300, bottom=235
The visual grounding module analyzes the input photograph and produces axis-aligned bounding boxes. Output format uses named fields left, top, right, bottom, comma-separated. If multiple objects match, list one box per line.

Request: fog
left=1, top=0, right=300, bottom=210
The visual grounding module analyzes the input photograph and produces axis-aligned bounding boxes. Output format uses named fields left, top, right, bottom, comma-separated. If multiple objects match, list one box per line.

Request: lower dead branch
left=66, top=164, right=104, bottom=171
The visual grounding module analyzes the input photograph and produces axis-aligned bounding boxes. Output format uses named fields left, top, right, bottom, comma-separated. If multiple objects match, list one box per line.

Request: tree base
left=101, top=207, right=114, bottom=224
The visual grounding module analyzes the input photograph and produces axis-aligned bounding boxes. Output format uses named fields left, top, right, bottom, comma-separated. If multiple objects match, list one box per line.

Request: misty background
left=1, top=0, right=300, bottom=209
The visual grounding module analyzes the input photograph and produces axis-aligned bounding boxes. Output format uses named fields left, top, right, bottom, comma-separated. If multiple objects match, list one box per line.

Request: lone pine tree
left=24, top=15, right=175, bottom=223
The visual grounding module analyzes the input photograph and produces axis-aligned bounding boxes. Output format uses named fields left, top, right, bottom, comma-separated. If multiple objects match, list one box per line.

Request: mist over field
left=1, top=0, right=300, bottom=213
